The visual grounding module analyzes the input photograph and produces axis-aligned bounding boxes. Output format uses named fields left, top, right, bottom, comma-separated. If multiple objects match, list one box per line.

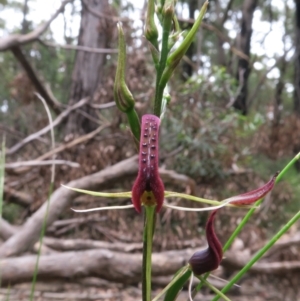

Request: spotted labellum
left=132, top=114, right=165, bottom=213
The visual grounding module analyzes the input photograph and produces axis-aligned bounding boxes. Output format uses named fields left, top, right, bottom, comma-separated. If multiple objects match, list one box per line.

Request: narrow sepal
left=228, top=171, right=279, bottom=205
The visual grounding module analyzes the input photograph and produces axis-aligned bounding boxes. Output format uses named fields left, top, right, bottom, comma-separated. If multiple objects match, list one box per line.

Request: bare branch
left=3, top=186, right=32, bottom=207
left=0, top=248, right=194, bottom=285
left=5, top=160, right=80, bottom=169
left=39, top=40, right=118, bottom=54
left=0, top=0, right=74, bottom=51
left=81, top=0, right=130, bottom=23
left=11, top=46, right=63, bottom=114
left=0, top=155, right=199, bottom=258
left=0, top=156, right=139, bottom=258
left=7, top=97, right=89, bottom=155
left=33, top=123, right=110, bottom=162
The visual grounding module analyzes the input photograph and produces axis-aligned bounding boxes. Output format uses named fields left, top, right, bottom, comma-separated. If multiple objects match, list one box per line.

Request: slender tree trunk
left=65, top=0, right=113, bottom=136
left=293, top=0, right=300, bottom=170
left=180, top=0, right=198, bottom=78
left=294, top=0, right=300, bottom=117
left=233, top=0, right=258, bottom=115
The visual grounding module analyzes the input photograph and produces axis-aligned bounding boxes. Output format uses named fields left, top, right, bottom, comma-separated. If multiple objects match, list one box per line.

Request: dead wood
left=7, top=97, right=89, bottom=155
left=0, top=248, right=193, bottom=285
left=160, top=168, right=196, bottom=194
left=3, top=186, right=32, bottom=207
left=0, top=156, right=139, bottom=258
left=0, top=218, right=19, bottom=241
left=1, top=247, right=299, bottom=286
left=34, top=123, right=110, bottom=162
left=42, top=237, right=142, bottom=252
left=40, top=40, right=118, bottom=54
left=0, top=163, right=196, bottom=255
left=222, top=252, right=300, bottom=274
left=11, top=46, right=62, bottom=114
left=0, top=0, right=73, bottom=51
left=5, top=159, right=80, bottom=169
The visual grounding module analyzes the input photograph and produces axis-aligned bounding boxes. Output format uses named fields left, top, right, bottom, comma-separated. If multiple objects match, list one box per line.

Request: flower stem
left=142, top=205, right=156, bottom=301
left=154, top=8, right=173, bottom=117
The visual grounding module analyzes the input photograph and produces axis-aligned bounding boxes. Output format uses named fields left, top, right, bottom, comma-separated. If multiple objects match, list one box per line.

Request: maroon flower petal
left=189, top=210, right=223, bottom=275
left=132, top=114, right=165, bottom=213
left=228, top=171, right=279, bottom=205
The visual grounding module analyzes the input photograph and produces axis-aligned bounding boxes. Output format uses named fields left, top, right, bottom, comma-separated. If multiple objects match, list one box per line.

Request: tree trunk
left=233, top=0, right=258, bottom=115
left=181, top=0, right=198, bottom=78
left=65, top=0, right=113, bottom=135
left=293, top=0, right=300, bottom=170
left=294, top=0, right=300, bottom=117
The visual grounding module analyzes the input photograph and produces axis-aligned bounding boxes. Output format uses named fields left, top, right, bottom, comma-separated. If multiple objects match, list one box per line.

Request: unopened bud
left=163, top=0, right=175, bottom=18
left=145, top=0, right=159, bottom=49
left=114, top=23, right=136, bottom=113
left=160, top=1, right=208, bottom=85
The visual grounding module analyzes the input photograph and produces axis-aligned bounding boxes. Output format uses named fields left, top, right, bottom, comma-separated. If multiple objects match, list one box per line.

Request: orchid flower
left=63, top=114, right=278, bottom=214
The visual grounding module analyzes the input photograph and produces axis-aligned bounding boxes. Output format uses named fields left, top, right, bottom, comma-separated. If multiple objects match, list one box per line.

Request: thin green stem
left=210, top=210, right=300, bottom=301
left=198, top=276, right=232, bottom=301
left=30, top=94, right=56, bottom=300
left=0, top=138, right=5, bottom=219
left=154, top=10, right=173, bottom=117
left=0, top=138, right=6, bottom=287
left=143, top=206, right=156, bottom=301
left=30, top=182, right=53, bottom=300
left=152, top=265, right=190, bottom=301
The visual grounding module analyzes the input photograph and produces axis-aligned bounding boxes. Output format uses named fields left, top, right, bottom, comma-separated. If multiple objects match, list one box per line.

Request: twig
left=89, top=102, right=116, bottom=109
left=3, top=186, right=32, bottom=206
left=11, top=46, right=63, bottom=114
left=0, top=0, right=74, bottom=51
left=34, top=123, right=110, bottom=162
left=39, top=40, right=118, bottom=54
left=5, top=160, right=80, bottom=169
left=7, top=97, right=89, bottom=155
left=0, top=155, right=139, bottom=257
left=81, top=0, right=130, bottom=23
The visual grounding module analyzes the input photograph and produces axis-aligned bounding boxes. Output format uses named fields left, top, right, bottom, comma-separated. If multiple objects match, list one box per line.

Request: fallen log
left=0, top=248, right=194, bottom=285
left=0, top=156, right=139, bottom=258
left=0, top=156, right=196, bottom=258
left=1, top=246, right=300, bottom=287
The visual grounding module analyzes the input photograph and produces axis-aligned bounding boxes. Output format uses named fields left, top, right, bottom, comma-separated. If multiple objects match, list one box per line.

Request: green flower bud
left=163, top=0, right=175, bottom=18
left=114, top=23, right=136, bottom=113
left=160, top=1, right=208, bottom=85
left=114, top=23, right=140, bottom=143
left=145, top=0, right=159, bottom=49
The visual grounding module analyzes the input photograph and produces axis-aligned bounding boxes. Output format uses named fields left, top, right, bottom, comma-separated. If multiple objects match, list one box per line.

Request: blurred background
left=0, top=0, right=299, bottom=300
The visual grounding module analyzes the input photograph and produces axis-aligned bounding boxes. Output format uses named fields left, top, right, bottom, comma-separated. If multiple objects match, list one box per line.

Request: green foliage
left=2, top=203, right=22, bottom=223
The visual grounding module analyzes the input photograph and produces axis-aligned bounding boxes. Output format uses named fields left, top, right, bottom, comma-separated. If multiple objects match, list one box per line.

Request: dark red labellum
left=132, top=114, right=164, bottom=213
